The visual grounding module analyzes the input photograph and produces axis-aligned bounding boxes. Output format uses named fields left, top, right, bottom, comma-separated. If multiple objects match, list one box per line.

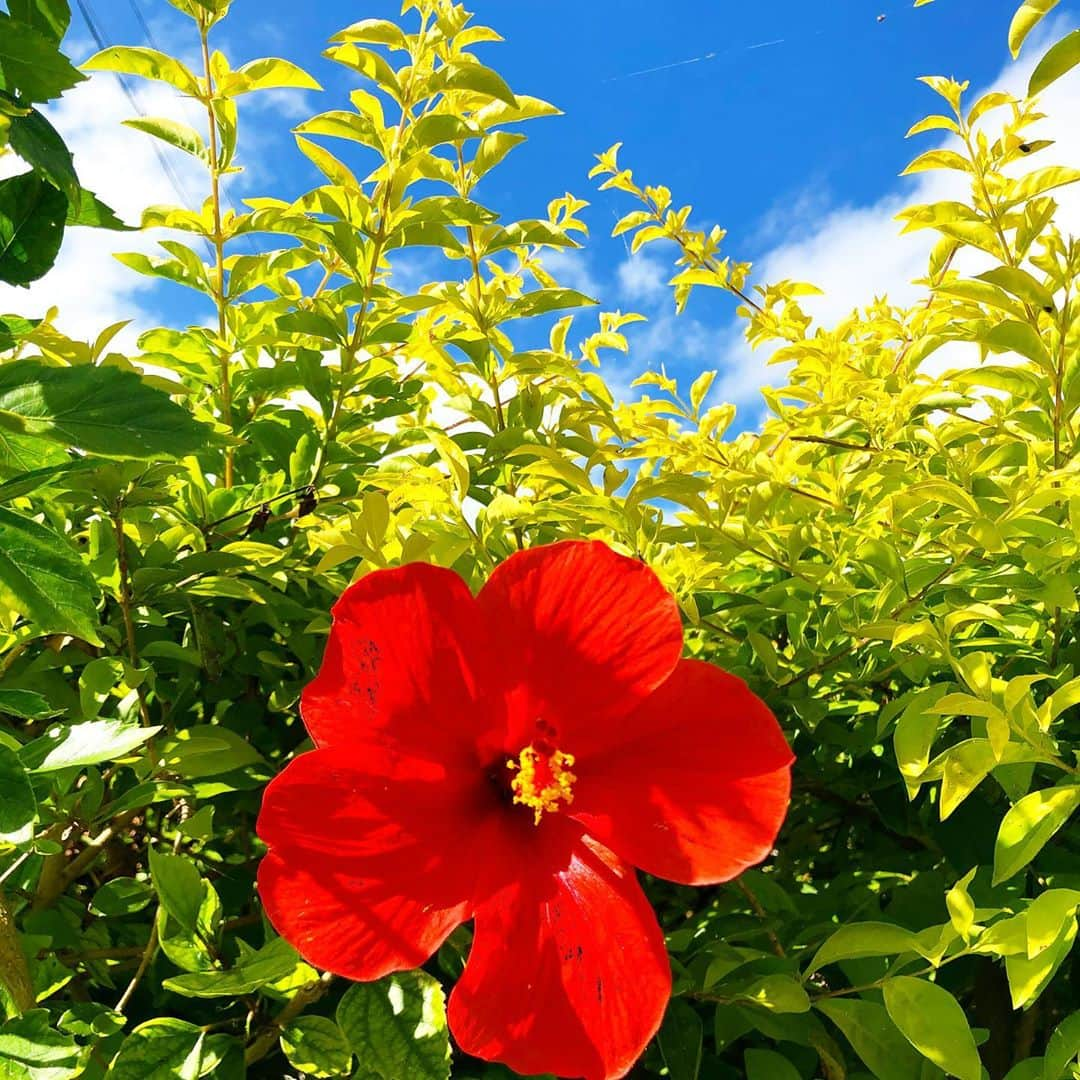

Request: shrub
left=1, top=0, right=1079, bottom=1076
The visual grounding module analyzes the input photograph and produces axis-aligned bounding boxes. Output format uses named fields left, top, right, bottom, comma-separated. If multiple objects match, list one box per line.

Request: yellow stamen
left=506, top=745, right=577, bottom=825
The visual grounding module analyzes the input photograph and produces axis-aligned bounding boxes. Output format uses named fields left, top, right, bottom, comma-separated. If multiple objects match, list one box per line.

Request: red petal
left=257, top=747, right=504, bottom=980
left=477, top=541, right=683, bottom=750
left=449, top=821, right=670, bottom=1080
left=570, top=660, right=793, bottom=885
left=301, top=562, right=499, bottom=764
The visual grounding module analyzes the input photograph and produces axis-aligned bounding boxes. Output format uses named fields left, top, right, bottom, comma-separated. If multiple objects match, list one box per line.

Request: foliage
left=0, top=0, right=1079, bottom=1077
left=0, top=0, right=126, bottom=293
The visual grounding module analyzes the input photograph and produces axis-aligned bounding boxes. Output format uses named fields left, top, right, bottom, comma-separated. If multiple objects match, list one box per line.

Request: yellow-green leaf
left=1009, top=0, right=1062, bottom=57
left=993, top=784, right=1080, bottom=884
left=882, top=976, right=981, bottom=1080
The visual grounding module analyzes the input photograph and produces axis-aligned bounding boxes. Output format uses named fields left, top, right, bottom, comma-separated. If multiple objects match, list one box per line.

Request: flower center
left=506, top=744, right=577, bottom=825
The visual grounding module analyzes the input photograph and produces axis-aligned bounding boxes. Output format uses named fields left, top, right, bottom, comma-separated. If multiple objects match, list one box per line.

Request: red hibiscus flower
left=257, top=540, right=793, bottom=1080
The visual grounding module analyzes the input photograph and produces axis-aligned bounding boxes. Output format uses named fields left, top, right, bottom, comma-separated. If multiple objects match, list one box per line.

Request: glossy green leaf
left=1007, top=916, right=1077, bottom=1008
left=0, top=743, right=36, bottom=844
left=108, top=1017, right=206, bottom=1080
left=123, top=117, right=208, bottom=161
left=744, top=1048, right=802, bottom=1080
left=807, top=921, right=922, bottom=974
left=337, top=971, right=451, bottom=1080
left=1029, top=30, right=1080, bottom=95
left=1044, top=1010, right=1080, bottom=1080
left=993, top=785, right=1080, bottom=884
left=817, top=998, right=924, bottom=1080
left=8, top=0, right=72, bottom=43
left=21, top=718, right=159, bottom=772
left=148, top=847, right=204, bottom=935
left=7, top=107, right=78, bottom=201
left=0, top=688, right=55, bottom=719
left=435, top=61, right=517, bottom=107
left=0, top=13, right=84, bottom=101
left=83, top=46, right=200, bottom=95
left=0, top=171, right=66, bottom=285
left=0, top=360, right=214, bottom=458
left=0, top=506, right=101, bottom=643
left=658, top=999, right=702, bottom=1080
left=882, top=976, right=982, bottom=1080
left=164, top=937, right=300, bottom=997
left=155, top=725, right=264, bottom=778
left=0, top=1011, right=81, bottom=1075
left=65, top=187, right=130, bottom=229
left=226, top=57, right=321, bottom=94
left=1009, top=0, right=1062, bottom=57
left=279, top=1016, right=353, bottom=1079
left=89, top=876, right=154, bottom=917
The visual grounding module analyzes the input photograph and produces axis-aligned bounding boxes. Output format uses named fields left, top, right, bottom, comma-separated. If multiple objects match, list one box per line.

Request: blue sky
left=5, top=0, right=1079, bottom=428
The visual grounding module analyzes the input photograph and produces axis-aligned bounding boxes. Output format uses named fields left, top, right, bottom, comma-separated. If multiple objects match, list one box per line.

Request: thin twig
left=116, top=919, right=159, bottom=1013
left=244, top=972, right=334, bottom=1065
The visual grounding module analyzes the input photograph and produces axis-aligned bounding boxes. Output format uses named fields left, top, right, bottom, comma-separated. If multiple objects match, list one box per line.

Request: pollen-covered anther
left=507, top=744, right=577, bottom=825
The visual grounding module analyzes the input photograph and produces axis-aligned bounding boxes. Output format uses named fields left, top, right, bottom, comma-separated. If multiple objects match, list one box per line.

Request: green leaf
left=89, top=876, right=154, bottom=917
left=1030, top=30, right=1080, bottom=95
left=123, top=117, right=208, bottom=161
left=1045, top=1010, right=1080, bottom=1080
left=744, top=1048, right=802, bottom=1080
left=0, top=314, right=38, bottom=350
left=0, top=1010, right=81, bottom=1075
left=0, top=171, right=66, bottom=285
left=435, top=61, right=517, bottom=107
left=155, top=726, right=264, bottom=779
left=280, top=1016, right=353, bottom=1079
left=981, top=320, right=1054, bottom=372
left=7, top=108, right=78, bottom=202
left=148, top=847, right=204, bottom=935
left=504, top=288, right=598, bottom=320
left=0, top=743, right=36, bottom=844
left=976, top=266, right=1053, bottom=310
left=0, top=14, right=84, bottom=102
left=658, top=999, right=702, bottom=1080
left=108, top=1017, right=206, bottom=1080
left=993, top=784, right=1080, bottom=884
left=0, top=458, right=103, bottom=502
left=806, top=921, right=922, bottom=974
left=816, top=998, right=924, bottom=1080
left=1009, top=0, right=1062, bottom=57
left=0, top=360, right=214, bottom=459
left=329, top=18, right=409, bottom=49
left=163, top=937, right=300, bottom=998
left=0, top=506, right=101, bottom=643
left=882, top=976, right=981, bottom=1080
left=225, top=57, right=321, bottom=94
left=1006, top=915, right=1077, bottom=1008
left=1026, top=889, right=1080, bottom=957
left=65, top=187, right=131, bottom=229
left=337, top=970, right=451, bottom=1080
left=0, top=688, right=55, bottom=719
left=83, top=46, right=200, bottom=96
left=739, top=974, right=811, bottom=1013
left=8, top=0, right=72, bottom=43
left=20, top=718, right=158, bottom=772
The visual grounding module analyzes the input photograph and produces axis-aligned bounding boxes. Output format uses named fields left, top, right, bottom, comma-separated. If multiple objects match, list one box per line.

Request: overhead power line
left=74, top=0, right=203, bottom=218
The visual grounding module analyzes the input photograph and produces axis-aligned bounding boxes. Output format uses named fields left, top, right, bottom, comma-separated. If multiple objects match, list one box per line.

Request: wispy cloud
left=542, top=249, right=602, bottom=299
left=0, top=73, right=207, bottom=347
left=616, top=254, right=668, bottom=303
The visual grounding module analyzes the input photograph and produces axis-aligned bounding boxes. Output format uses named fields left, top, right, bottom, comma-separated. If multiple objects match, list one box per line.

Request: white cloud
left=707, top=21, right=1080, bottom=414
left=541, top=248, right=601, bottom=299
left=616, top=253, right=668, bottom=303
left=0, top=72, right=207, bottom=348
